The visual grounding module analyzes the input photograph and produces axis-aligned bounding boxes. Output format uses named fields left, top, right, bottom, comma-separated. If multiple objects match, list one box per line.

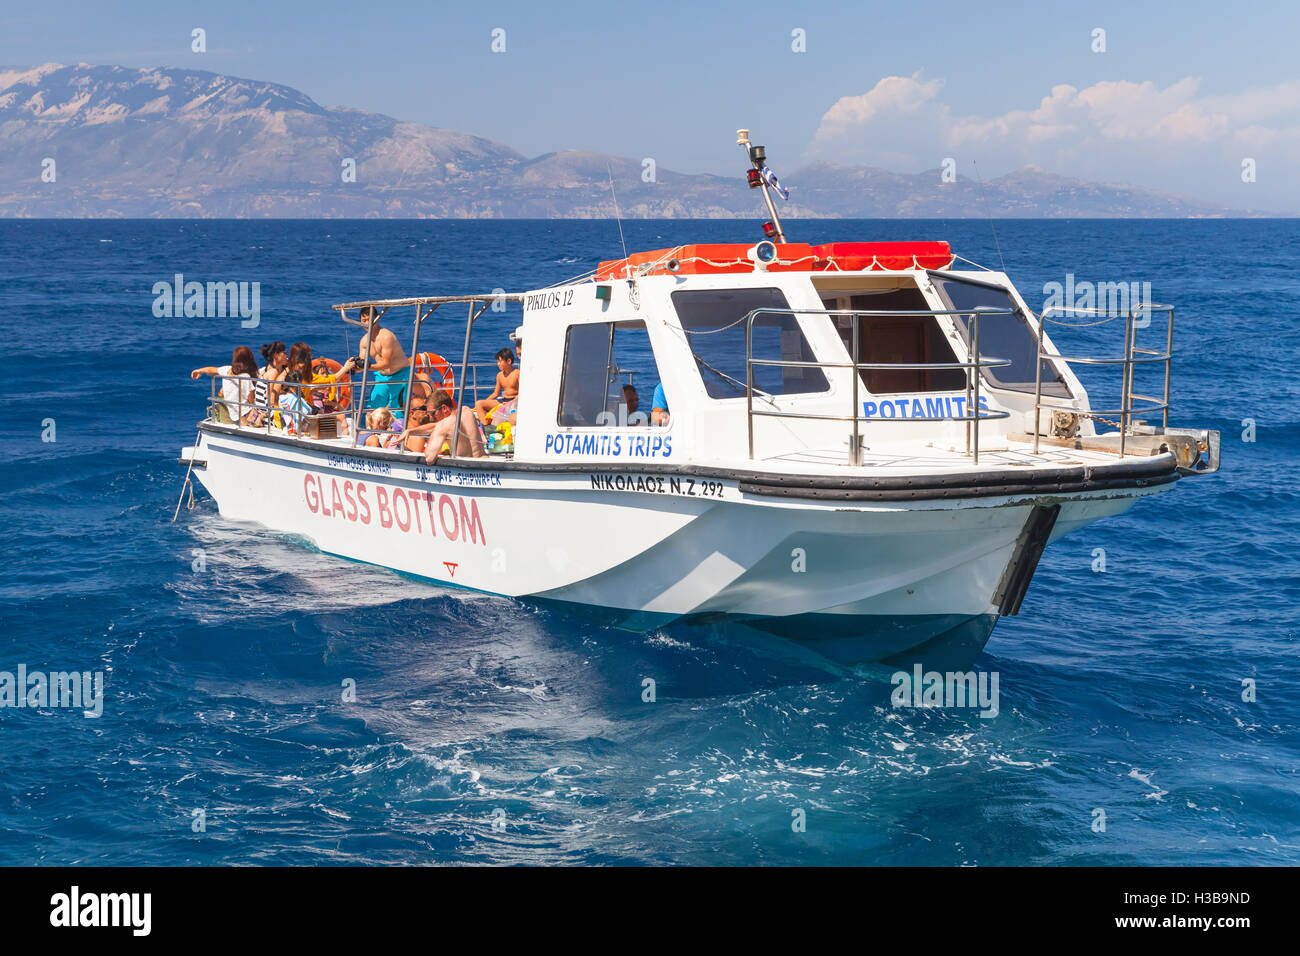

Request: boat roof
left=595, top=240, right=954, bottom=280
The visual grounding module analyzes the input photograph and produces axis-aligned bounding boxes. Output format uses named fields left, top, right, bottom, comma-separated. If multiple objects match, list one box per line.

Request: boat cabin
left=509, top=240, right=1084, bottom=468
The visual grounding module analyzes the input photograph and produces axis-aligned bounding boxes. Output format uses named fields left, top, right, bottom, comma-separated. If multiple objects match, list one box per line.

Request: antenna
left=607, top=163, right=630, bottom=279
left=737, top=128, right=788, bottom=243
left=972, top=160, right=1007, bottom=274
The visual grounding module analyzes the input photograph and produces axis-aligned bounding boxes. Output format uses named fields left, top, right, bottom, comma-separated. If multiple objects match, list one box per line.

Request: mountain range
left=0, top=63, right=1267, bottom=218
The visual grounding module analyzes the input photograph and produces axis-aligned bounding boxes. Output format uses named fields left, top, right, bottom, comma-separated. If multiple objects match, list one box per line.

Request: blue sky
left=3, top=0, right=1297, bottom=209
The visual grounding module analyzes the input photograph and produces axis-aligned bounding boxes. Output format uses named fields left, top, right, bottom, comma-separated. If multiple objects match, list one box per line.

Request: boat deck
left=200, top=419, right=1170, bottom=479
left=763, top=440, right=1128, bottom=473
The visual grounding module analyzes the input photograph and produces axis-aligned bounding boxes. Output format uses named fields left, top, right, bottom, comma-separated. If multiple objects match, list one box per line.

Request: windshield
left=671, top=287, right=829, bottom=399
left=930, top=274, right=1070, bottom=397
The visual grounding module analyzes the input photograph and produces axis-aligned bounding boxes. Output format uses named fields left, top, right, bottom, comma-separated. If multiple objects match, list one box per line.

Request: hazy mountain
left=0, top=63, right=1265, bottom=218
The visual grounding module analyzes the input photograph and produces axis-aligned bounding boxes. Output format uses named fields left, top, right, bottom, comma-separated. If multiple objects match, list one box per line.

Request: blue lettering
left=863, top=401, right=877, bottom=417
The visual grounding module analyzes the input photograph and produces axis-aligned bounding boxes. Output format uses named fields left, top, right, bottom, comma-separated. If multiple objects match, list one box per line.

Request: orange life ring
left=413, top=352, right=455, bottom=391
left=312, top=358, right=353, bottom=410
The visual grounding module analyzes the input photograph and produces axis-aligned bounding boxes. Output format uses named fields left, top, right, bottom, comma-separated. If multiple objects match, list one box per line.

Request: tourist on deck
left=402, top=408, right=432, bottom=453
left=650, top=381, right=670, bottom=426
left=622, top=384, right=648, bottom=425
left=357, top=305, right=410, bottom=410
left=285, top=342, right=360, bottom=406
left=409, top=367, right=434, bottom=409
left=474, top=347, right=519, bottom=424
left=191, top=346, right=261, bottom=425
left=279, top=342, right=357, bottom=433
left=363, top=407, right=398, bottom=447
left=400, top=388, right=485, bottom=462
left=247, top=341, right=289, bottom=425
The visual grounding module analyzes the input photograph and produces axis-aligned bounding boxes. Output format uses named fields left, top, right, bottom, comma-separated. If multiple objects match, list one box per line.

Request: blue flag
left=760, top=165, right=789, bottom=200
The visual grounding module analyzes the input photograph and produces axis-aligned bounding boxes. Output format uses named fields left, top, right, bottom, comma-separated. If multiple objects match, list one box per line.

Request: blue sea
left=0, top=218, right=1296, bottom=866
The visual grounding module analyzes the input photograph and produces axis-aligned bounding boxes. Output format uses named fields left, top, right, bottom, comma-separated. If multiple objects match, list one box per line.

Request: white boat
left=179, top=132, right=1219, bottom=668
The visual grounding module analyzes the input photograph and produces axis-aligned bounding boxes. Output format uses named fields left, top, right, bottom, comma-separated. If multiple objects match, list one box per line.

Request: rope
left=172, top=431, right=201, bottom=522
left=599, top=249, right=958, bottom=280
left=1042, top=312, right=1127, bottom=328
left=973, top=160, right=1008, bottom=275
left=951, top=255, right=996, bottom=272
left=540, top=268, right=598, bottom=289
left=680, top=312, right=753, bottom=335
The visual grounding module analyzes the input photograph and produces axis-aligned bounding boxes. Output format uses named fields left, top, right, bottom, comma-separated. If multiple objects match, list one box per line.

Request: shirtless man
left=398, top=389, right=485, bottom=463
left=474, top=348, right=520, bottom=424
left=357, top=306, right=410, bottom=409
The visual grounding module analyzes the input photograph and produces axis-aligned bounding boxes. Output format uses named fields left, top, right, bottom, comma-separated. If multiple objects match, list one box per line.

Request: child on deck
left=474, top=348, right=519, bottom=424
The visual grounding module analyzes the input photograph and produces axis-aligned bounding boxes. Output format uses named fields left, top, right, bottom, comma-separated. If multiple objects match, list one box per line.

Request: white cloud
left=807, top=74, right=1300, bottom=210
left=814, top=73, right=948, bottom=142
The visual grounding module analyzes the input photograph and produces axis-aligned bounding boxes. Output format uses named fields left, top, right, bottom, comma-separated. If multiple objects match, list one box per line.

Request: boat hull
left=187, top=427, right=1175, bottom=666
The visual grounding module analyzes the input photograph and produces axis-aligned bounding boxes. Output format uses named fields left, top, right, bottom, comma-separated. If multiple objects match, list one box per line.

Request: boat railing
left=1033, top=304, right=1173, bottom=458
left=744, top=307, right=1014, bottom=465
left=332, top=293, right=524, bottom=455
left=202, top=358, right=507, bottom=446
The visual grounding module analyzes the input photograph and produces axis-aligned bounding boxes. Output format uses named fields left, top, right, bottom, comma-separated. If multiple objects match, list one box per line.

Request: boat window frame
left=555, top=316, right=660, bottom=428
left=669, top=285, right=831, bottom=403
left=925, top=270, right=1072, bottom=398
left=816, top=277, right=971, bottom=396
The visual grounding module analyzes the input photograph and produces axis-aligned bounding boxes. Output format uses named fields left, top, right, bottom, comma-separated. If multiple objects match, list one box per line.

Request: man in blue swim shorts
left=357, top=305, right=411, bottom=410
left=366, top=369, right=407, bottom=410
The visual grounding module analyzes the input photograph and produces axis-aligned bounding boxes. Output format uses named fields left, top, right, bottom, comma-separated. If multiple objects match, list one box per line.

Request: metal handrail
left=743, top=307, right=1014, bottom=465
left=333, top=293, right=521, bottom=456
left=205, top=374, right=358, bottom=436
left=203, top=362, right=504, bottom=411
left=1033, top=304, right=1175, bottom=457
left=202, top=363, right=503, bottom=441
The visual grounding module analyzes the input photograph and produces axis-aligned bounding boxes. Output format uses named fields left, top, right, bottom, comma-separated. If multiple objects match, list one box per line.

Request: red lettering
left=444, top=561, right=458, bottom=577
left=438, top=494, right=459, bottom=541
left=343, top=481, right=358, bottom=522
left=407, top=489, right=424, bottom=534
left=376, top=485, right=393, bottom=528
left=421, top=491, right=438, bottom=537
left=304, top=474, right=320, bottom=513
left=392, top=488, right=412, bottom=533
left=357, top=483, right=371, bottom=525
left=458, top=498, right=486, bottom=546
left=329, top=479, right=345, bottom=518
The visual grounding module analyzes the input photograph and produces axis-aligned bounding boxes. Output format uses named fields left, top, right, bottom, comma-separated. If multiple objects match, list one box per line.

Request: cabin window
left=823, top=288, right=967, bottom=393
left=671, top=288, right=828, bottom=399
left=557, top=319, right=657, bottom=426
left=930, top=275, right=1070, bottom=397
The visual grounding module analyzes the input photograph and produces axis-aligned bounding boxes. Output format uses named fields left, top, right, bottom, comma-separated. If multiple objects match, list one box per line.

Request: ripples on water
left=0, top=219, right=1296, bottom=865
